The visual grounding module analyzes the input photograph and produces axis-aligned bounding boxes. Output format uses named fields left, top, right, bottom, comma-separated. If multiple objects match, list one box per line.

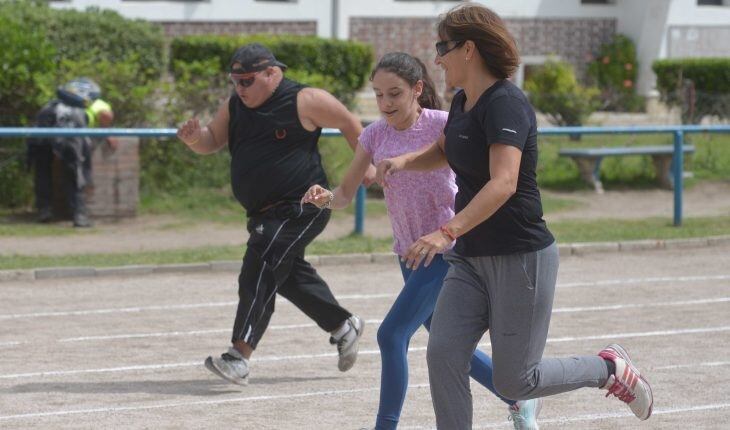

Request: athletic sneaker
left=204, top=347, right=249, bottom=385
left=598, top=343, right=653, bottom=420
left=508, top=398, right=543, bottom=430
left=330, top=315, right=364, bottom=372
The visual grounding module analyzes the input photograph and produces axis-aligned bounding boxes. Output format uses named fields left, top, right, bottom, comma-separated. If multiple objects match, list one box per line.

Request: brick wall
left=86, top=138, right=139, bottom=219
left=350, top=17, right=616, bottom=94
left=158, top=21, right=317, bottom=37
left=53, top=138, right=139, bottom=219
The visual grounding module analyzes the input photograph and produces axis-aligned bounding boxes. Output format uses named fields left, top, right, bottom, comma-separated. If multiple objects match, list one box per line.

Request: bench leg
left=573, top=156, right=604, bottom=193
left=652, top=155, right=673, bottom=189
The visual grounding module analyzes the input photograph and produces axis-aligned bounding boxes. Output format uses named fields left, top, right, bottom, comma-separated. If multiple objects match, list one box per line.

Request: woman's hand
left=302, top=184, right=334, bottom=208
left=403, top=229, right=453, bottom=269
left=375, top=157, right=405, bottom=188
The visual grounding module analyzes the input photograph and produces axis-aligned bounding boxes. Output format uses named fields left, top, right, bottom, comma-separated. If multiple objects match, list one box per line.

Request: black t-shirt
left=444, top=79, right=554, bottom=256
left=228, top=78, right=328, bottom=216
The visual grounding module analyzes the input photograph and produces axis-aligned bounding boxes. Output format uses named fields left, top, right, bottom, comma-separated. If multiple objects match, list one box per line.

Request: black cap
left=229, top=43, right=288, bottom=74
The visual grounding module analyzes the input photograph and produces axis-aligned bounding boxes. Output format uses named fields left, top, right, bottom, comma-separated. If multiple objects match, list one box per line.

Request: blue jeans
left=375, top=254, right=512, bottom=430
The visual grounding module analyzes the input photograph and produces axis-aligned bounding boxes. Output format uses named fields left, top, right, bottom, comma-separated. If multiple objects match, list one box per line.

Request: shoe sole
left=338, top=319, right=364, bottom=372
left=608, top=344, right=653, bottom=420
left=204, top=356, right=249, bottom=386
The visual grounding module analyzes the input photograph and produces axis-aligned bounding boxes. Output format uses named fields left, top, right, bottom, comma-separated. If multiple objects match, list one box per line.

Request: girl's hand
left=302, top=185, right=334, bottom=208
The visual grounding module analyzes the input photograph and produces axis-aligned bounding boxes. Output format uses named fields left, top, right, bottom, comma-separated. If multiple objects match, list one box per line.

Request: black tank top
left=228, top=79, right=328, bottom=215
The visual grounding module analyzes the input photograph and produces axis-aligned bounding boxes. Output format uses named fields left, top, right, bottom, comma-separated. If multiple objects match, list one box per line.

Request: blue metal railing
left=0, top=127, right=370, bottom=234
left=2, top=124, right=730, bottom=227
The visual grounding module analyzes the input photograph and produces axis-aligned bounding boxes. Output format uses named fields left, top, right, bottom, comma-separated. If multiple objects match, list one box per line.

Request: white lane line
left=0, top=293, right=396, bottom=320
left=403, top=403, right=730, bottom=429
left=652, top=360, right=730, bottom=370
left=559, top=274, right=730, bottom=289
left=3, top=296, right=727, bottom=348
left=1, top=382, right=728, bottom=423
left=1, top=325, right=728, bottom=381
left=2, top=274, right=728, bottom=320
left=0, top=385, right=427, bottom=421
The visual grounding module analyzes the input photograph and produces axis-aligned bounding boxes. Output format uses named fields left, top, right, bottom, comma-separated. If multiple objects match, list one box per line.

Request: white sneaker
left=598, top=344, right=653, bottom=420
left=508, top=398, right=543, bottom=430
left=330, top=316, right=364, bottom=372
left=204, top=347, right=249, bottom=385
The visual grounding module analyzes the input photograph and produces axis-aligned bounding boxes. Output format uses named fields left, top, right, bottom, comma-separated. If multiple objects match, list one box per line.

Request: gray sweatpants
left=426, top=242, right=609, bottom=429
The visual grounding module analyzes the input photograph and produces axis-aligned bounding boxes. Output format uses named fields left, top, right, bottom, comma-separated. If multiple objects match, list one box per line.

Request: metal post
left=673, top=130, right=684, bottom=226
left=354, top=185, right=366, bottom=235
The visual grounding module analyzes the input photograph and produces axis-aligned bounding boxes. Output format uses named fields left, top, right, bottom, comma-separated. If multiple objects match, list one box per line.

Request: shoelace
left=507, top=406, right=528, bottom=429
left=221, top=352, right=241, bottom=362
left=605, top=378, right=636, bottom=403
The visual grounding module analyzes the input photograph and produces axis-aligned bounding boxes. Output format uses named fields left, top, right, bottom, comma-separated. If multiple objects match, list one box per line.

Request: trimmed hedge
left=653, top=58, right=730, bottom=123
left=170, top=35, right=374, bottom=107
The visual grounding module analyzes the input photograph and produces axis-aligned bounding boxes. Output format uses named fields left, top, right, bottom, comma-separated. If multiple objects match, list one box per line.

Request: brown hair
left=437, top=4, right=520, bottom=79
left=370, top=52, right=441, bottom=110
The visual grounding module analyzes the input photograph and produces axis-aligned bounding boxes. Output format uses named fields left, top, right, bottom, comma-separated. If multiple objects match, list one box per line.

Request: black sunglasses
left=229, top=72, right=258, bottom=88
left=436, top=40, right=465, bottom=57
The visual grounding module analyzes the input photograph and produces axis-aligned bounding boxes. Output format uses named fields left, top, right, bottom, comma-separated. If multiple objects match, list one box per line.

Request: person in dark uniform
left=177, top=44, right=375, bottom=385
left=26, top=78, right=116, bottom=227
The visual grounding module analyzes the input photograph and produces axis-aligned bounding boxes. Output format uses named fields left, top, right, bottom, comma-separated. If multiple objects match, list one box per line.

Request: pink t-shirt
left=359, top=109, right=457, bottom=256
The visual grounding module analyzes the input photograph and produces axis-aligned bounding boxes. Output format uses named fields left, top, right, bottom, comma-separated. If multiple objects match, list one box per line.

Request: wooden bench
left=558, top=145, right=695, bottom=193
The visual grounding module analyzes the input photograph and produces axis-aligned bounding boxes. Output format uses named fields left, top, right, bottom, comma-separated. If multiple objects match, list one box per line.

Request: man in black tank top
left=177, top=44, right=375, bottom=385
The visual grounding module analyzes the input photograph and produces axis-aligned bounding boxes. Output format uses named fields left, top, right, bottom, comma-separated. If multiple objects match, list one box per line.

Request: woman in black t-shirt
left=375, top=4, right=653, bottom=429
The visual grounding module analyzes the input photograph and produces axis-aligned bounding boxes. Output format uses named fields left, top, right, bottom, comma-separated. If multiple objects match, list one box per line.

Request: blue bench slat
left=558, top=145, right=695, bottom=157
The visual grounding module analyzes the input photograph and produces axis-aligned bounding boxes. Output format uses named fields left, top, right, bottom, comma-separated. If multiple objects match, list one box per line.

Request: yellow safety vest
left=85, top=99, right=112, bottom=128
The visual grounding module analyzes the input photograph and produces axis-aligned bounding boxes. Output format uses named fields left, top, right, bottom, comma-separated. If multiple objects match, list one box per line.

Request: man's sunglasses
left=229, top=72, right=258, bottom=88
left=436, top=40, right=465, bottom=57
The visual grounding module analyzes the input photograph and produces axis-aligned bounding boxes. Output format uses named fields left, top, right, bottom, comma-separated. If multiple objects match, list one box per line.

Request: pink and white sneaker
left=598, top=344, right=653, bottom=420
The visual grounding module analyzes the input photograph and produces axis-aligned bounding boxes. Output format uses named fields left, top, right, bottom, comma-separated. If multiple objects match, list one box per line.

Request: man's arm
left=298, top=88, right=377, bottom=184
left=177, top=97, right=230, bottom=155
left=298, top=88, right=361, bottom=150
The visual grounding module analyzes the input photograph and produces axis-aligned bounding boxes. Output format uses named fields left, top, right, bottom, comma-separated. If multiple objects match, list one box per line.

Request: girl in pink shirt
left=303, top=52, right=541, bottom=430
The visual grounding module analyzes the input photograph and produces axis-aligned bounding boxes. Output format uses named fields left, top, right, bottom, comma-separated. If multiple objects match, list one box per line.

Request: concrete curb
left=2, top=235, right=729, bottom=283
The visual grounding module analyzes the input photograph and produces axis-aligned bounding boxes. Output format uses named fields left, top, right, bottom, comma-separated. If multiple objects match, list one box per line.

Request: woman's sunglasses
left=436, top=40, right=465, bottom=57
left=229, top=72, right=258, bottom=88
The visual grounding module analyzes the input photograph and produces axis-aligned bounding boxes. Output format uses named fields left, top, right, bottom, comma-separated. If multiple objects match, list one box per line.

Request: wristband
left=440, top=225, right=457, bottom=241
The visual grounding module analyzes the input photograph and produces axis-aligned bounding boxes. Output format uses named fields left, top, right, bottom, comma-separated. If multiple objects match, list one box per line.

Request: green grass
left=139, top=187, right=244, bottom=224
left=0, top=234, right=393, bottom=270
left=550, top=215, right=730, bottom=243
left=537, top=133, right=730, bottom=190
left=3, top=217, right=729, bottom=271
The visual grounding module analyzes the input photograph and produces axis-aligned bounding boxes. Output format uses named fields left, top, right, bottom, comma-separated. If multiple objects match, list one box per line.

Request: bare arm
left=299, top=88, right=361, bottom=150
left=401, top=143, right=521, bottom=269
left=302, top=144, right=373, bottom=210
left=299, top=88, right=376, bottom=185
left=444, top=143, right=521, bottom=237
left=400, top=134, right=448, bottom=171
left=375, top=134, right=448, bottom=187
left=177, top=98, right=230, bottom=155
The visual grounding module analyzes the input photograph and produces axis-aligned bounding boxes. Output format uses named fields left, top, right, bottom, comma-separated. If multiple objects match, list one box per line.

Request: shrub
left=170, top=35, right=374, bottom=107
left=525, top=60, right=601, bottom=127
left=653, top=58, right=730, bottom=124
left=588, top=34, right=644, bottom=112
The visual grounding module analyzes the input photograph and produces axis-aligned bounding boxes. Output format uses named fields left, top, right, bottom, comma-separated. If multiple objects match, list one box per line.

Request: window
left=697, top=0, right=725, bottom=5
left=581, top=0, right=615, bottom=4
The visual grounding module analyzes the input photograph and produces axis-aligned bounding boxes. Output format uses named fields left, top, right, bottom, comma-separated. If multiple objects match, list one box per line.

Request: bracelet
left=323, top=190, right=335, bottom=209
left=439, top=225, right=457, bottom=241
